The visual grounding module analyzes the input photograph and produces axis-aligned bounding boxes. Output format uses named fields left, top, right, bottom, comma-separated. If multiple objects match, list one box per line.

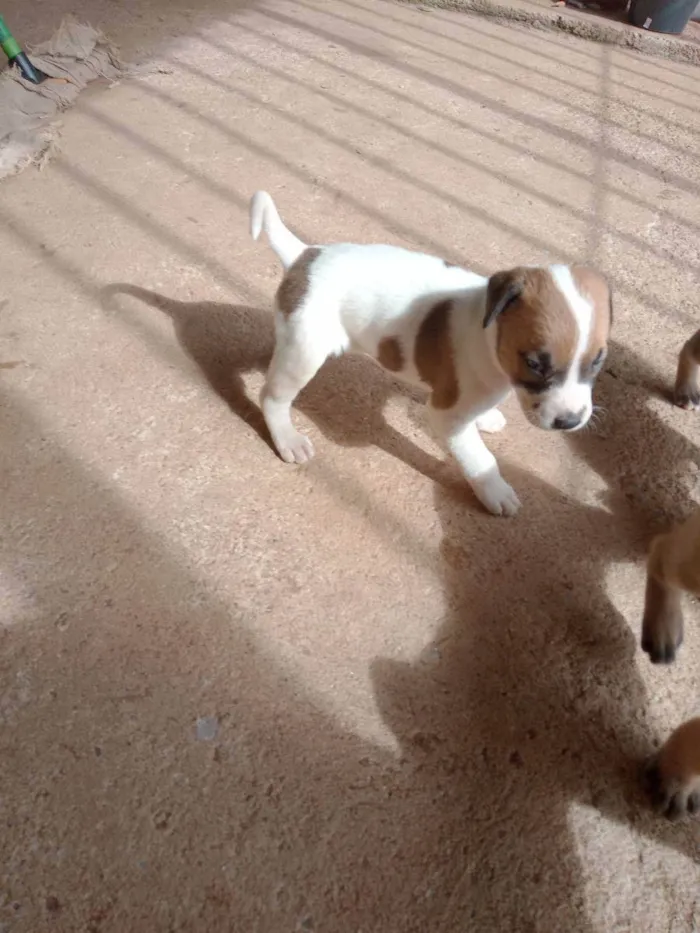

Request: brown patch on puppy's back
left=377, top=337, right=404, bottom=373
left=493, top=268, right=578, bottom=384
left=276, top=247, right=322, bottom=317
left=415, top=299, right=459, bottom=409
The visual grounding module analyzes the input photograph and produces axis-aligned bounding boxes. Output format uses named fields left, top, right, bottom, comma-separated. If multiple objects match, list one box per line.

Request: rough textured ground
left=403, top=0, right=700, bottom=66
left=2, top=0, right=700, bottom=930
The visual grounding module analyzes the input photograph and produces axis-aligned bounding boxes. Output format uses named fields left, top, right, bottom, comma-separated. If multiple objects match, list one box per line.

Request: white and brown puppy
left=250, top=190, right=612, bottom=516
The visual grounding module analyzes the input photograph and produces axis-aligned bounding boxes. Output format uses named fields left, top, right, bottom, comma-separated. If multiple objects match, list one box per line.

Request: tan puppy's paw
left=674, top=369, right=700, bottom=410
left=641, top=575, right=684, bottom=665
left=645, top=718, right=700, bottom=819
left=674, top=384, right=700, bottom=411
left=674, top=332, right=700, bottom=410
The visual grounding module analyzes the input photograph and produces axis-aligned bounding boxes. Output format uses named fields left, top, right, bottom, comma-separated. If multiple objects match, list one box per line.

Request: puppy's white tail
left=250, top=191, right=307, bottom=269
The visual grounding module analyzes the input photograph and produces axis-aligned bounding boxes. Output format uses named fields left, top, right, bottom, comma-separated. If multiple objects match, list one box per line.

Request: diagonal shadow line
left=194, top=32, right=586, bottom=224
left=0, top=209, right=102, bottom=300
left=0, top=201, right=267, bottom=372
left=406, top=0, right=700, bottom=97
left=268, top=1, right=700, bottom=199
left=0, top=207, right=218, bottom=412
left=86, top=62, right=696, bottom=332
left=70, top=69, right=695, bottom=341
left=51, top=159, right=265, bottom=305
left=305, top=0, right=700, bottom=163
left=78, top=99, right=319, bottom=250
left=81, top=95, right=466, bottom=268
left=344, top=0, right=700, bottom=137
left=192, top=31, right=700, bottom=287
left=231, top=16, right=700, bottom=243
left=10, top=49, right=695, bottom=335
left=154, top=56, right=576, bottom=261
left=397, top=0, right=602, bottom=68
left=82, top=71, right=565, bottom=274
left=145, top=50, right=698, bottom=326
left=609, top=46, right=700, bottom=93
left=0, top=205, right=440, bottom=570
left=122, top=79, right=470, bottom=261
left=587, top=47, right=611, bottom=264
left=394, top=0, right=604, bottom=65
left=389, top=0, right=700, bottom=107
left=16, top=54, right=697, bottom=340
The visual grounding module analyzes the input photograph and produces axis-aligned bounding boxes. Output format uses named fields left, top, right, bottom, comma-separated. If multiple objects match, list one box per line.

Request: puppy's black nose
left=553, top=411, right=583, bottom=431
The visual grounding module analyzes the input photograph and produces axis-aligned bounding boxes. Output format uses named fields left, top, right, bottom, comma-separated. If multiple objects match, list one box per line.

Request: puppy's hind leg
left=674, top=328, right=700, bottom=409
left=261, top=314, right=331, bottom=464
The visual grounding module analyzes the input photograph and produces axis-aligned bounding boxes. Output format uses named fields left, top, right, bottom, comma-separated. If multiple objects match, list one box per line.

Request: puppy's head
left=484, top=265, right=611, bottom=432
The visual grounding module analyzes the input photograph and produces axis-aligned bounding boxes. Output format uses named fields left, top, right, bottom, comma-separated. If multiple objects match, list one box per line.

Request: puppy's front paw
left=645, top=719, right=700, bottom=819
left=476, top=409, right=507, bottom=434
left=273, top=428, right=315, bottom=464
left=642, top=625, right=683, bottom=665
left=674, top=382, right=700, bottom=410
left=674, top=346, right=700, bottom=409
left=471, top=469, right=521, bottom=517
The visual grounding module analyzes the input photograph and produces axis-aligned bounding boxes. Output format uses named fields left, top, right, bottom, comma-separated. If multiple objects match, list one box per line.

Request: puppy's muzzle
left=552, top=409, right=586, bottom=431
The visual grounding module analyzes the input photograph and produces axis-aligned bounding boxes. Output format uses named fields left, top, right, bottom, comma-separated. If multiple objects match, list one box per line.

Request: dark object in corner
left=628, top=0, right=698, bottom=33
left=563, top=0, right=627, bottom=9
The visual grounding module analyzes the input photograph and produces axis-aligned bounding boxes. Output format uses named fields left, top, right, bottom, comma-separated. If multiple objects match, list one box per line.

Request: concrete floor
left=2, top=0, right=700, bottom=930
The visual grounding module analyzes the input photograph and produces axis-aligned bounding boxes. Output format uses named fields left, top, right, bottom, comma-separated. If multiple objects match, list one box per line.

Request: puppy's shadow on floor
left=371, top=452, right=699, bottom=930
left=570, top=339, right=700, bottom=541
left=102, top=286, right=700, bottom=534
left=370, top=340, right=700, bottom=928
left=102, top=286, right=700, bottom=925
left=101, top=284, right=448, bottom=485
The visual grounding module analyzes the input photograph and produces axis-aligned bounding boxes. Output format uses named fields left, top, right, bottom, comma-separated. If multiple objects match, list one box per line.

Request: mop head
left=0, top=18, right=125, bottom=181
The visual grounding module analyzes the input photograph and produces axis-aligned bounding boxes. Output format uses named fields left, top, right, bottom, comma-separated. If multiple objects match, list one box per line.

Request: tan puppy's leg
left=642, top=509, right=700, bottom=664
left=642, top=537, right=685, bottom=664
left=674, top=328, right=700, bottom=409
left=646, top=718, right=700, bottom=818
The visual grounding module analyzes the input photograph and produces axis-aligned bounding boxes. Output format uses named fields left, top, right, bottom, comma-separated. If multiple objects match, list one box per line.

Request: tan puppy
left=643, top=327, right=700, bottom=817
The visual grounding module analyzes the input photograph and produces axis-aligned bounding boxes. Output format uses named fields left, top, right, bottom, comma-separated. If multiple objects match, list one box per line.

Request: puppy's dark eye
left=592, top=349, right=605, bottom=368
left=519, top=351, right=556, bottom=391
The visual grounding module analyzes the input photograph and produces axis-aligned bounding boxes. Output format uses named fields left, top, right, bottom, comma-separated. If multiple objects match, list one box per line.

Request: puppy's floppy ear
left=484, top=269, right=523, bottom=329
